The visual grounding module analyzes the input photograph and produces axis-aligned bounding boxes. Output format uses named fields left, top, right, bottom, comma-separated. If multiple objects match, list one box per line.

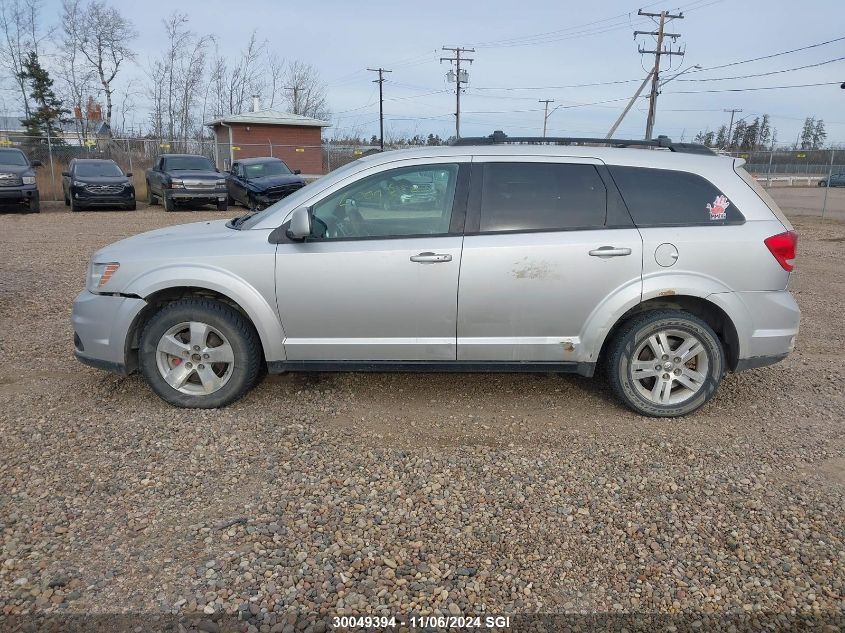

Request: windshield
left=237, top=158, right=365, bottom=230
left=244, top=161, right=291, bottom=178
left=75, top=161, right=123, bottom=177
left=164, top=156, right=214, bottom=171
left=0, top=149, right=28, bottom=166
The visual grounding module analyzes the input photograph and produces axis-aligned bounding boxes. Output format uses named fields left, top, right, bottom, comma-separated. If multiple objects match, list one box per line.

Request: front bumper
left=165, top=189, right=227, bottom=202
left=0, top=185, right=38, bottom=205
left=72, top=290, right=147, bottom=374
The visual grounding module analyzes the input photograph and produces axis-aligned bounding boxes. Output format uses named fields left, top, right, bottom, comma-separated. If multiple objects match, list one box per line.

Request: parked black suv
left=0, top=148, right=41, bottom=213
left=62, top=159, right=136, bottom=211
left=227, top=157, right=305, bottom=209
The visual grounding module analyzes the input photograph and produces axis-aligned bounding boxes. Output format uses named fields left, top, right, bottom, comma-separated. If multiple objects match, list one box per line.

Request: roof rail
left=451, top=130, right=716, bottom=155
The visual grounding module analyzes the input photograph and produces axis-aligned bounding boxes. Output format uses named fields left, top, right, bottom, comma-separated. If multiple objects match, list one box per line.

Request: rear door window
left=608, top=166, right=744, bottom=226
left=479, top=162, right=607, bottom=232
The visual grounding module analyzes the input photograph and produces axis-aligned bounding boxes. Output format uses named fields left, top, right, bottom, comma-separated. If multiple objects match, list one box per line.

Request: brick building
left=206, top=107, right=330, bottom=176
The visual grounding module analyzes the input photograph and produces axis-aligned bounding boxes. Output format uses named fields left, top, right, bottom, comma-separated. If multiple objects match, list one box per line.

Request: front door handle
left=410, top=252, right=452, bottom=263
left=589, top=246, right=632, bottom=258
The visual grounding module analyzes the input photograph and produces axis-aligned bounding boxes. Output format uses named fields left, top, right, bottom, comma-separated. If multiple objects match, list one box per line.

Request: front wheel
left=163, top=195, right=176, bottom=212
left=607, top=310, right=724, bottom=417
left=139, top=299, right=262, bottom=408
left=147, top=184, right=158, bottom=205
left=217, top=199, right=228, bottom=212
left=818, top=180, right=827, bottom=187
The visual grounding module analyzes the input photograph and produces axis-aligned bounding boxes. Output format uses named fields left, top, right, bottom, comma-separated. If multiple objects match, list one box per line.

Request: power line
left=685, top=35, right=845, bottom=74
left=664, top=81, right=843, bottom=94
left=677, top=56, right=845, bottom=82
left=367, top=67, right=392, bottom=151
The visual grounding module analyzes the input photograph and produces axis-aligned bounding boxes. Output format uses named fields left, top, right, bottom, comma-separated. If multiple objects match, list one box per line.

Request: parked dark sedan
left=226, top=157, right=305, bottom=209
left=818, top=172, right=845, bottom=187
left=62, top=159, right=136, bottom=211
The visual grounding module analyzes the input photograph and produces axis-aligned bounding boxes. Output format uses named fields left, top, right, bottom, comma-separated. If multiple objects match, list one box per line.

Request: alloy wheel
left=154, top=321, right=234, bottom=395
left=630, top=328, right=709, bottom=405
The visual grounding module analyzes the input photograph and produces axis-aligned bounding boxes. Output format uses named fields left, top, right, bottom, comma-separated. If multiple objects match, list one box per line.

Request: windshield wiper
left=230, top=211, right=258, bottom=229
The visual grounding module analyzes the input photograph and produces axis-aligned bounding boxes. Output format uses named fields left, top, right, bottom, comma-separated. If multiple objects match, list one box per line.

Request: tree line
left=0, top=0, right=330, bottom=146
left=693, top=114, right=827, bottom=151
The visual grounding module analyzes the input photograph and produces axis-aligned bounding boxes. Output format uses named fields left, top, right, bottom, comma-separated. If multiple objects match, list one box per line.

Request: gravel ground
left=0, top=194, right=843, bottom=631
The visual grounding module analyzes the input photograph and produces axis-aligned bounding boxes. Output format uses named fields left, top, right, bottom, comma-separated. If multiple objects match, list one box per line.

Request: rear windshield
left=164, top=156, right=214, bottom=171
left=609, top=165, right=745, bottom=226
left=75, top=161, right=123, bottom=177
left=0, top=149, right=28, bottom=166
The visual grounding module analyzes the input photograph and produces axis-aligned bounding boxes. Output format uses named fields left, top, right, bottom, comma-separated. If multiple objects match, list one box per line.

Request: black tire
left=163, top=194, right=176, bottom=212
left=818, top=180, right=827, bottom=187
left=69, top=198, right=81, bottom=212
left=126, top=201, right=137, bottom=210
left=64, top=194, right=70, bottom=206
left=217, top=199, right=228, bottom=212
left=227, top=193, right=236, bottom=206
left=139, top=298, right=262, bottom=408
left=147, top=184, right=158, bottom=205
left=607, top=310, right=724, bottom=417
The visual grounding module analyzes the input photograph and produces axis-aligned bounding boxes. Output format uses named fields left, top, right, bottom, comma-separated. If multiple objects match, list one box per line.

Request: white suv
left=72, top=133, right=799, bottom=416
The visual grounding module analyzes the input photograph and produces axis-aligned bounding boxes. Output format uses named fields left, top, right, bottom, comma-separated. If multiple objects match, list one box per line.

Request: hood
left=0, top=164, right=34, bottom=176
left=73, top=175, right=130, bottom=185
left=246, top=174, right=305, bottom=191
left=170, top=169, right=220, bottom=180
left=95, top=219, right=233, bottom=261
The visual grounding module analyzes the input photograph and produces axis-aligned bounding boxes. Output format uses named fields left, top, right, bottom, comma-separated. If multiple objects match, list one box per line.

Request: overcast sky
left=24, top=0, right=845, bottom=143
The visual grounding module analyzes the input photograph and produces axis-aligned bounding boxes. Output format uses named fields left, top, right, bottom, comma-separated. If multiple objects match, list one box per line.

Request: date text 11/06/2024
left=331, top=615, right=512, bottom=629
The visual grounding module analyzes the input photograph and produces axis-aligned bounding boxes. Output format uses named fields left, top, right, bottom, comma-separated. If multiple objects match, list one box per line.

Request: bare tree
left=0, top=0, right=46, bottom=117
left=74, top=0, right=136, bottom=133
left=266, top=52, right=284, bottom=109
left=59, top=0, right=97, bottom=144
left=283, top=60, right=330, bottom=120
left=208, top=31, right=267, bottom=117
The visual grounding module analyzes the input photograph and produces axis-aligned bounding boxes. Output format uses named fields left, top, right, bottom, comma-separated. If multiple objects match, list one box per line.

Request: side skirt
left=266, top=360, right=596, bottom=377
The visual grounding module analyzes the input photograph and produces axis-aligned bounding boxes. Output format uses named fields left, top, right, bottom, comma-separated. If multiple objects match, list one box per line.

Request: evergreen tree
left=18, top=51, right=69, bottom=143
left=731, top=120, right=747, bottom=150
left=800, top=117, right=815, bottom=150
left=742, top=117, right=760, bottom=150
left=758, top=115, right=772, bottom=149
left=715, top=125, right=728, bottom=149
left=812, top=119, right=826, bottom=149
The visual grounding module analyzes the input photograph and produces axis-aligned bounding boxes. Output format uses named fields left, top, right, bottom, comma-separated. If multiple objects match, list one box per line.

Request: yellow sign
left=231, top=146, right=241, bottom=151
left=353, top=149, right=363, bottom=156
left=0, top=139, right=12, bottom=146
left=797, top=153, right=806, bottom=158
left=295, top=148, right=305, bottom=153
left=84, top=140, right=97, bottom=147
left=159, top=143, right=170, bottom=149
left=740, top=154, right=749, bottom=159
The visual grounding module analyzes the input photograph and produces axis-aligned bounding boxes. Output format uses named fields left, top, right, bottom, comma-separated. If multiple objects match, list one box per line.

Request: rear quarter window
left=608, top=165, right=745, bottom=227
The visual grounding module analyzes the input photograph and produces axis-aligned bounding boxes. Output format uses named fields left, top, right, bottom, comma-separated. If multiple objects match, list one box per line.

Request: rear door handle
left=589, top=246, right=632, bottom=258
left=410, top=252, right=452, bottom=263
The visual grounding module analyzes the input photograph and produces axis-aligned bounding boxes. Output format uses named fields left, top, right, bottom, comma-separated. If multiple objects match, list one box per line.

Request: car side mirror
left=31, top=160, right=43, bottom=167
left=125, top=171, right=133, bottom=177
left=287, top=207, right=312, bottom=239
left=61, top=171, right=70, bottom=177
left=294, top=169, right=301, bottom=175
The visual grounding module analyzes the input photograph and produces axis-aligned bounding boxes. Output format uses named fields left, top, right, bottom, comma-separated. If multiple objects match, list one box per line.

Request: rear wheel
left=139, top=299, right=262, bottom=408
left=607, top=310, right=724, bottom=417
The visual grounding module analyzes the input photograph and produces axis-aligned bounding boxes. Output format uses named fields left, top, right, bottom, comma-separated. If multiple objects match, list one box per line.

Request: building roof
left=205, top=109, right=331, bottom=128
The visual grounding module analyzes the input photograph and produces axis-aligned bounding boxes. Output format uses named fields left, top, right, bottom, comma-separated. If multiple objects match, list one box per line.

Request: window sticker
left=707, top=195, right=729, bottom=221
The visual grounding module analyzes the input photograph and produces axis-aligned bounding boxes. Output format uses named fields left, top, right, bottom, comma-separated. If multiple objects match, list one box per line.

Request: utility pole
left=724, top=108, right=743, bottom=146
left=284, top=86, right=301, bottom=114
left=538, top=99, right=555, bottom=137
left=440, top=46, right=474, bottom=139
left=367, top=67, right=392, bottom=151
left=635, top=8, right=684, bottom=140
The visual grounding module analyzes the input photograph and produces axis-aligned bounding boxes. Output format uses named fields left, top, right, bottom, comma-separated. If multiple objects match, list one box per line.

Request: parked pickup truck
left=145, top=154, right=228, bottom=212
left=0, top=148, right=42, bottom=213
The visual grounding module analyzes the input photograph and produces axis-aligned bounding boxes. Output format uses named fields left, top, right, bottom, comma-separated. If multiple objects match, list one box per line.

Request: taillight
left=764, top=231, right=798, bottom=272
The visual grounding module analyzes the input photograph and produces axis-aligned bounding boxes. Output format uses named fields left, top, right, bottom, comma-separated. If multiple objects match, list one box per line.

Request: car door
left=275, top=159, right=470, bottom=361
left=457, top=157, right=643, bottom=362
left=227, top=163, right=242, bottom=204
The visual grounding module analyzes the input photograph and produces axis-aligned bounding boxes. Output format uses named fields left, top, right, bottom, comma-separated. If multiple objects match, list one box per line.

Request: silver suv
left=72, top=133, right=800, bottom=417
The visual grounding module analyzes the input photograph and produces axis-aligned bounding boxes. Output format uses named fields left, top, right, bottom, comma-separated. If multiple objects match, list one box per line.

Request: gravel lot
left=1, top=191, right=844, bottom=630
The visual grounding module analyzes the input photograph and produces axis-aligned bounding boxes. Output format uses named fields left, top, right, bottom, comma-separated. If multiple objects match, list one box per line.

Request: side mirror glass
left=287, top=207, right=312, bottom=239
left=125, top=171, right=133, bottom=177
left=31, top=160, right=43, bottom=167
left=294, top=169, right=302, bottom=175
left=61, top=171, right=70, bottom=177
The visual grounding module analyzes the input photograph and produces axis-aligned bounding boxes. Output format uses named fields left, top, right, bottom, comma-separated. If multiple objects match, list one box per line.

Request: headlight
left=215, top=179, right=226, bottom=187
left=73, top=180, right=86, bottom=187
left=22, top=175, right=35, bottom=185
left=88, top=262, right=120, bottom=291
left=169, top=179, right=184, bottom=189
